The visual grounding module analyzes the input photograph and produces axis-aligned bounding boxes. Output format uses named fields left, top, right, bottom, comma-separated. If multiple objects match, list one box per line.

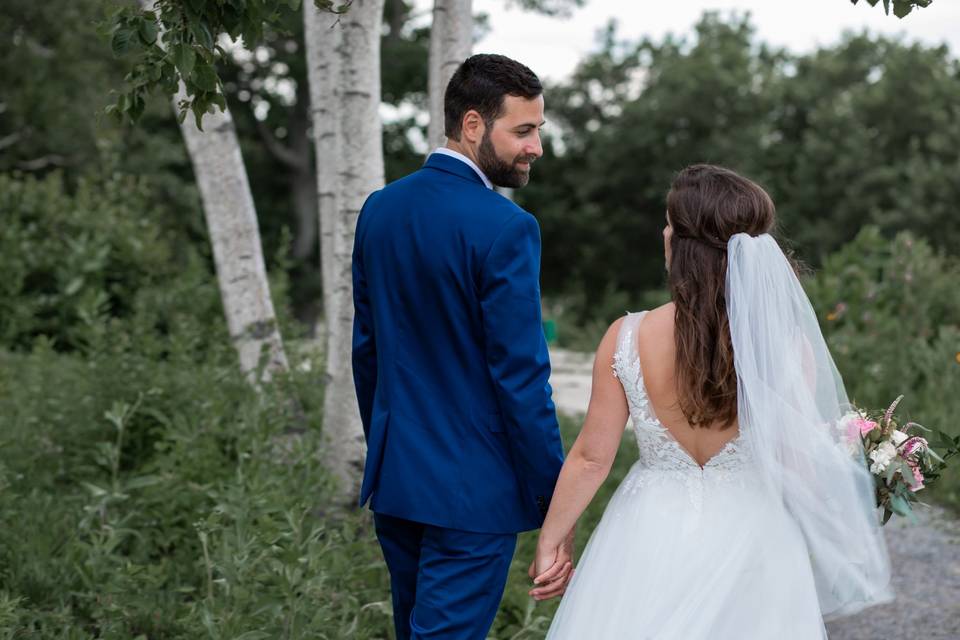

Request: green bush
left=0, top=328, right=402, bottom=638
left=0, top=170, right=395, bottom=638
left=0, top=173, right=193, bottom=349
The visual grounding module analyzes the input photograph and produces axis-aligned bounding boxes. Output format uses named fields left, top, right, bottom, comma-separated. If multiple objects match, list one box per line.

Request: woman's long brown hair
left=666, top=165, right=776, bottom=429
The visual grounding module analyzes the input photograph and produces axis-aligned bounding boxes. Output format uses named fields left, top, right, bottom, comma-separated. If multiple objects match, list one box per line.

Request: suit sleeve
left=479, top=212, right=565, bottom=522
left=352, top=196, right=377, bottom=440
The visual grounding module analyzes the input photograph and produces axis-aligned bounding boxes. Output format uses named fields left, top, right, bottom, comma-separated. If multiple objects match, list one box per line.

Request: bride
left=529, top=165, right=893, bottom=638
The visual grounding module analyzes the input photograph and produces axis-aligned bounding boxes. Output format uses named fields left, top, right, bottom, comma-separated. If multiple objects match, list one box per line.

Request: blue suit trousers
left=374, top=513, right=517, bottom=639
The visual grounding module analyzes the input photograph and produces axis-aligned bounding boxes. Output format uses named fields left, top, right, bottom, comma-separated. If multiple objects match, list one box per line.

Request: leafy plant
left=104, top=0, right=349, bottom=128
left=849, top=0, right=933, bottom=18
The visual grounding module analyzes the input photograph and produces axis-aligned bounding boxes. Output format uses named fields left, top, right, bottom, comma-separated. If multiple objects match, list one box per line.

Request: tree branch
left=254, top=117, right=306, bottom=169
left=17, top=154, right=67, bottom=171
left=0, top=131, right=24, bottom=151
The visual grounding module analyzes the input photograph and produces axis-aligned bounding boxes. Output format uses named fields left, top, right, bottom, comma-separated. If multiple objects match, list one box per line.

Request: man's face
left=476, top=94, right=545, bottom=189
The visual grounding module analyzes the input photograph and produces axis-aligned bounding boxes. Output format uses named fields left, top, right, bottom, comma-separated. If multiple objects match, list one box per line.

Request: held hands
left=528, top=526, right=576, bottom=601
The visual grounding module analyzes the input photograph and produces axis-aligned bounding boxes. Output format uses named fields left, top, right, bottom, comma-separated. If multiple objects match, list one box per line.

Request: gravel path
left=548, top=348, right=960, bottom=639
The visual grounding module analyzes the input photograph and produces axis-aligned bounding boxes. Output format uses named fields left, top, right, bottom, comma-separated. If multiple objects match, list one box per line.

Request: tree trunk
left=140, top=0, right=290, bottom=383
left=304, top=0, right=386, bottom=502
left=289, top=93, right=318, bottom=261
left=175, top=82, right=291, bottom=382
left=427, top=0, right=473, bottom=151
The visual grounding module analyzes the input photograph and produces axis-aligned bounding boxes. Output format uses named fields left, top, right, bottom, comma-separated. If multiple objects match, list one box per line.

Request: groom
left=351, top=54, right=567, bottom=638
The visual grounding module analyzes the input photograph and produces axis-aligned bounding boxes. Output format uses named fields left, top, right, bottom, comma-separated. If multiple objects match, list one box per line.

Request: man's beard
left=477, top=130, right=536, bottom=189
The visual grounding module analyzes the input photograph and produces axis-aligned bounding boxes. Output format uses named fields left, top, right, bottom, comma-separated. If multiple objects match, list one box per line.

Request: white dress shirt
left=430, top=147, right=493, bottom=190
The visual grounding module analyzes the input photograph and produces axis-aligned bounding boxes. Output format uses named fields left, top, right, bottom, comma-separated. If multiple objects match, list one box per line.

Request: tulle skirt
left=545, top=462, right=828, bottom=639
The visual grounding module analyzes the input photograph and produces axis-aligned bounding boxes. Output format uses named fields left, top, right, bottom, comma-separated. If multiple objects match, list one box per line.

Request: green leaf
left=190, top=21, right=215, bottom=50
left=881, top=508, right=893, bottom=525
left=124, top=474, right=163, bottom=491
left=82, top=482, right=108, bottom=498
left=192, top=63, right=218, bottom=92
left=893, top=1, right=914, bottom=17
left=191, top=101, right=207, bottom=131
left=885, top=461, right=900, bottom=484
left=129, top=94, right=145, bottom=121
left=889, top=493, right=912, bottom=517
left=210, top=93, right=227, bottom=111
left=138, top=18, right=158, bottom=45
left=64, top=276, right=84, bottom=296
left=172, top=44, right=196, bottom=77
left=111, top=27, right=135, bottom=57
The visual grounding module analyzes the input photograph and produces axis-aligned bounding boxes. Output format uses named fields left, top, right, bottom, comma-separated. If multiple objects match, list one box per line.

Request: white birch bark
left=141, top=0, right=290, bottom=383
left=175, top=86, right=291, bottom=382
left=305, top=0, right=385, bottom=501
left=427, top=0, right=473, bottom=150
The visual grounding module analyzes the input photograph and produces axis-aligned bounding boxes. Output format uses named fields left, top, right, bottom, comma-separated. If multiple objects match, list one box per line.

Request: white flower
left=868, top=442, right=898, bottom=474
left=878, top=442, right=897, bottom=459
left=891, top=430, right=908, bottom=446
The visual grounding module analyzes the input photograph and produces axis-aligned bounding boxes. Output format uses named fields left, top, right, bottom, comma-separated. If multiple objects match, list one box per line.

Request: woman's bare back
left=634, top=303, right=740, bottom=468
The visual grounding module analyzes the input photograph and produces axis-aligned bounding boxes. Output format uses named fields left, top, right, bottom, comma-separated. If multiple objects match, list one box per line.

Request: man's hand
left=528, top=526, right=576, bottom=601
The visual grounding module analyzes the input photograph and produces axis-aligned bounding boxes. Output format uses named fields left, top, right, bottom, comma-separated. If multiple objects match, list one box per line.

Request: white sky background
left=416, top=0, right=960, bottom=82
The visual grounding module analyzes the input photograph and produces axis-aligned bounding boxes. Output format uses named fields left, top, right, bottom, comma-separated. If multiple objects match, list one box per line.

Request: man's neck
left=445, top=139, right=480, bottom=167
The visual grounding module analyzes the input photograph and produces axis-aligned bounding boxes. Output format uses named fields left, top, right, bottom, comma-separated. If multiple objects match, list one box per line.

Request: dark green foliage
left=105, top=0, right=348, bottom=129
left=0, top=170, right=394, bottom=637
left=525, top=15, right=787, bottom=307
left=0, top=170, right=220, bottom=353
left=850, top=0, right=934, bottom=18
left=0, top=0, right=131, bottom=175
left=523, top=14, right=960, bottom=310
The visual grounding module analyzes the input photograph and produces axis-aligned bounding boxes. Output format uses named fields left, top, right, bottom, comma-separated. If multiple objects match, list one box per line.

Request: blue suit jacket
left=351, top=152, right=565, bottom=534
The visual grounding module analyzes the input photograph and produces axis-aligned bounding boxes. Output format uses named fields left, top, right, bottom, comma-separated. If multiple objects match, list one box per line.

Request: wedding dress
left=545, top=234, right=892, bottom=640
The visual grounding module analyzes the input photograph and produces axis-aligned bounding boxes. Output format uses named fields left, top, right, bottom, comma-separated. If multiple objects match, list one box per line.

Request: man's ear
left=461, top=109, right=486, bottom=145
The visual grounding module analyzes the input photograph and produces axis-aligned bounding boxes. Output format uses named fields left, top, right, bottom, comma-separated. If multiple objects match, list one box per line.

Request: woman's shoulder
left=600, top=302, right=675, bottom=352
left=639, top=302, right=675, bottom=330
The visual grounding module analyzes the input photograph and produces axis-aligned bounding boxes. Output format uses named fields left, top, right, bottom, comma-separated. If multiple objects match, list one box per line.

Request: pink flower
left=902, top=436, right=928, bottom=456
left=854, top=418, right=878, bottom=436
left=909, top=464, right=925, bottom=492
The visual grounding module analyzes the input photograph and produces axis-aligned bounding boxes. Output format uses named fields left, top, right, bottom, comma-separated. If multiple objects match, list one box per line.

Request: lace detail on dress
left=611, top=312, right=754, bottom=527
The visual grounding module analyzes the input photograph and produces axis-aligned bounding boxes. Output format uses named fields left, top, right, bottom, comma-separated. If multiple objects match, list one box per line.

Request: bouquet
left=840, top=395, right=960, bottom=525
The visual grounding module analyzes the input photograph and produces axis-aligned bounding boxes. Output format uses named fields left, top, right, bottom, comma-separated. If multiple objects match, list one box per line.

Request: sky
left=422, top=0, right=960, bottom=82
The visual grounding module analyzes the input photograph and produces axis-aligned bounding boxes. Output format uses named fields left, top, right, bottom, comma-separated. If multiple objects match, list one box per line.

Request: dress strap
left=612, top=311, right=645, bottom=380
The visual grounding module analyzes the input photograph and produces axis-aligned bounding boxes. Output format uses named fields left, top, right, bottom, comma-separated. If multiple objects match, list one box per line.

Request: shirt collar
left=430, top=147, right=493, bottom=190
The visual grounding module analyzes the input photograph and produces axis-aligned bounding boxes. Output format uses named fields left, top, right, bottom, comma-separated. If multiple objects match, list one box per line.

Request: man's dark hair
left=443, top=54, right=543, bottom=141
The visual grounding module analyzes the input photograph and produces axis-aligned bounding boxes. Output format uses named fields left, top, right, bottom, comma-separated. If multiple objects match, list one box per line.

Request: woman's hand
left=528, top=527, right=576, bottom=601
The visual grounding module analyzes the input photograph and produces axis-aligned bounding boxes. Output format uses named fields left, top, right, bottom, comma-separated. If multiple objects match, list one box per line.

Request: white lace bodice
left=611, top=311, right=755, bottom=518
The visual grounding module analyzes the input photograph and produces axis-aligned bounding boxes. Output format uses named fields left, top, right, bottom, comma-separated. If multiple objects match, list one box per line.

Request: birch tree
left=427, top=0, right=473, bottom=150
left=175, top=82, right=292, bottom=381
left=136, top=0, right=290, bottom=383
left=304, top=0, right=386, bottom=501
